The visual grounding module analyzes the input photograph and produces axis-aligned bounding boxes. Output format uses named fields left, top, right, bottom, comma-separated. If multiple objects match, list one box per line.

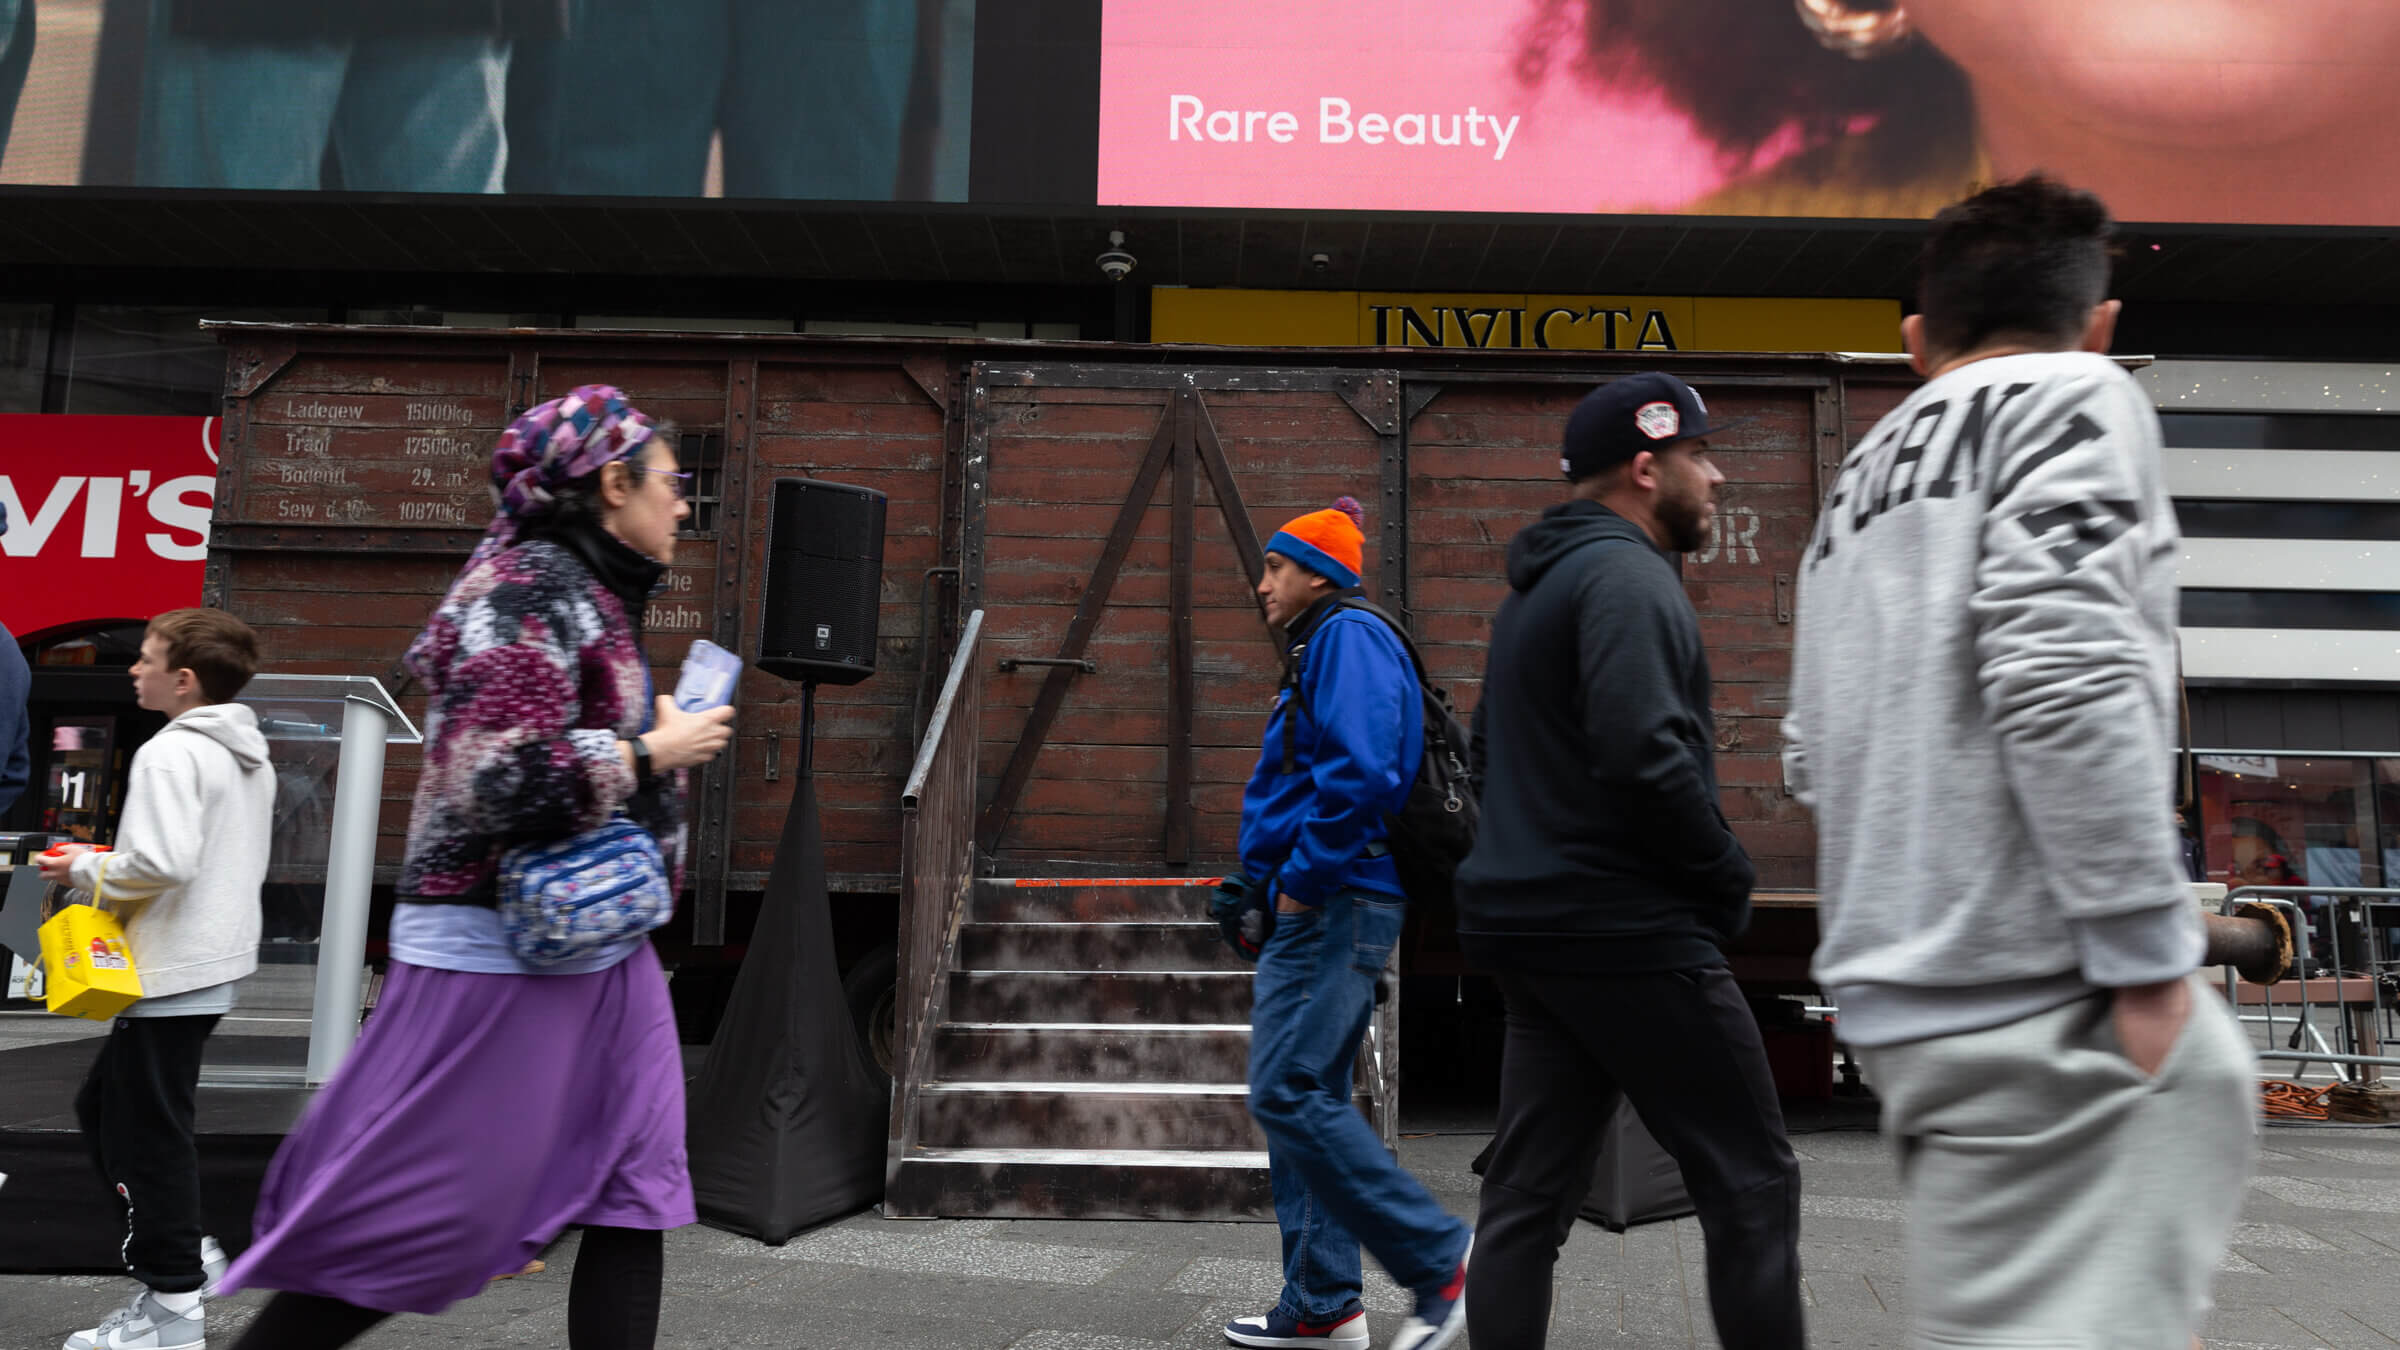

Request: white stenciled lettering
left=284, top=400, right=364, bottom=421
left=644, top=603, right=707, bottom=632
left=278, top=462, right=348, bottom=487
left=1695, top=507, right=1763, bottom=567
left=404, top=401, right=473, bottom=424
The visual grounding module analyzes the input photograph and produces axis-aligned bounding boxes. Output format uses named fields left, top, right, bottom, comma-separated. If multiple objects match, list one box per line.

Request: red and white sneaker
left=1391, top=1236, right=1471, bottom=1350
left=1223, top=1303, right=1370, bottom=1349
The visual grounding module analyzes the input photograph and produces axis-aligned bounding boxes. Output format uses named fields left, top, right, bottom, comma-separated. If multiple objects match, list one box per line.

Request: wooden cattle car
left=204, top=324, right=1912, bottom=1216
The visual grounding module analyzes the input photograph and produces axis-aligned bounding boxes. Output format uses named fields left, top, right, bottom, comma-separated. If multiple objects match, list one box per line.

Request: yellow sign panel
left=1151, top=289, right=1901, bottom=354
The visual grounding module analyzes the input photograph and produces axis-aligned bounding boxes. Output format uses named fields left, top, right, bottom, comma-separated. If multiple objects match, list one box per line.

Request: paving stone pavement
left=8, top=1124, right=2400, bottom=1348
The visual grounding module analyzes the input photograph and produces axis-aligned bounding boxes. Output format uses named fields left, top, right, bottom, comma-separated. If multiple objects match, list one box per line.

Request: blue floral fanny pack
left=498, top=817, right=672, bottom=966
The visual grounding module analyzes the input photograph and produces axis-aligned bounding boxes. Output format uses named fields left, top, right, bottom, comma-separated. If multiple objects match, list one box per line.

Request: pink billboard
left=1099, top=2, right=1727, bottom=215
left=1098, top=0, right=2400, bottom=226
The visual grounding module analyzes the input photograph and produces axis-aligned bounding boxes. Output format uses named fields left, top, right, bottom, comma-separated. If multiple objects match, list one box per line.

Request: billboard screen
left=0, top=0, right=976, bottom=201
left=7, top=1, right=2398, bottom=226
left=1098, top=0, right=2400, bottom=226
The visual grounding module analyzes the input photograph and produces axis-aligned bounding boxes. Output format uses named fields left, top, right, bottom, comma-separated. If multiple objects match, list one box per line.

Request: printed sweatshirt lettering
left=1239, top=606, right=1419, bottom=905
left=1783, top=351, right=2202, bottom=1048
left=65, top=703, right=274, bottom=1001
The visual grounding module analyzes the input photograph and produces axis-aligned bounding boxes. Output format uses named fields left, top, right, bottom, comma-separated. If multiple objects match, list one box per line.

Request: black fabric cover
left=683, top=775, right=886, bottom=1242
left=1468, top=1097, right=1696, bottom=1234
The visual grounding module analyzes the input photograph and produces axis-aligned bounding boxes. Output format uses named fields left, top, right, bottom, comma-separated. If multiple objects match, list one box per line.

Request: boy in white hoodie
left=39, top=607, right=274, bottom=1350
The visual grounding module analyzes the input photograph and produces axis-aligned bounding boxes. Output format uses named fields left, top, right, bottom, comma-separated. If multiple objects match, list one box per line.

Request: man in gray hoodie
left=1783, top=176, right=2256, bottom=1349
left=40, top=607, right=274, bottom=1350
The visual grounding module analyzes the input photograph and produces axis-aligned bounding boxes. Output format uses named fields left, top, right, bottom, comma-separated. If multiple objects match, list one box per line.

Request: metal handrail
left=890, top=610, right=986, bottom=1196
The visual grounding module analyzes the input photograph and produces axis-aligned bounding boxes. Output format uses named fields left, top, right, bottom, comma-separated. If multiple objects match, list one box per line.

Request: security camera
left=1310, top=252, right=1331, bottom=273
left=1096, top=229, right=1137, bottom=282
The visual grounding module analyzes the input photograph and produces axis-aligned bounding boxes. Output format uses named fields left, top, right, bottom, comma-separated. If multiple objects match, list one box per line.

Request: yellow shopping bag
left=39, top=857, right=141, bottom=1021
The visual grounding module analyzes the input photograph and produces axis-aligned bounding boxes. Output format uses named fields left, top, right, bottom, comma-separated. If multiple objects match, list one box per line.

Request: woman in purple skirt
left=225, top=387, right=735, bottom=1350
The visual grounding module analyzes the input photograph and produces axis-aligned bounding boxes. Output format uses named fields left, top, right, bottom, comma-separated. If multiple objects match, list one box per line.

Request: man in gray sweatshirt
left=1783, top=176, right=2256, bottom=1349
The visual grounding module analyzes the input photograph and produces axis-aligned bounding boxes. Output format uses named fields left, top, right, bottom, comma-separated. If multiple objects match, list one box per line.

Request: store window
left=60, top=305, right=325, bottom=415
left=2380, top=760, right=2400, bottom=886
left=2195, top=755, right=2381, bottom=890
left=0, top=303, right=49, bottom=412
left=2195, top=753, right=2398, bottom=968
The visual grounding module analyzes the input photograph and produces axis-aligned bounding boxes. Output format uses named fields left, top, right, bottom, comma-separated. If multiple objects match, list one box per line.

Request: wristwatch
left=627, top=735, right=657, bottom=788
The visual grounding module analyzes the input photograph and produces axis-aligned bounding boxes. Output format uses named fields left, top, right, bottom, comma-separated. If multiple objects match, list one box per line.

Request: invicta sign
left=1151, top=289, right=1902, bottom=355
left=1367, top=303, right=1680, bottom=350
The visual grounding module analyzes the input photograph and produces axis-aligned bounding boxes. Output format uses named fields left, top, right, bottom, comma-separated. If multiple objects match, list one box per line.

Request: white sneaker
left=1390, top=1233, right=1471, bottom=1350
left=63, top=1288, right=204, bottom=1350
left=199, top=1237, right=227, bottom=1301
left=1224, top=1306, right=1370, bottom=1349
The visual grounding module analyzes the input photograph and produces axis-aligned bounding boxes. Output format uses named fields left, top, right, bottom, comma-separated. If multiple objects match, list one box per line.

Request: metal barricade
left=2220, top=886, right=2400, bottom=1083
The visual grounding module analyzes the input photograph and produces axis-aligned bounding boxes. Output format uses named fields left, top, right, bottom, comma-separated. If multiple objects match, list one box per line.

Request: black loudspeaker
left=759, top=478, right=887, bottom=685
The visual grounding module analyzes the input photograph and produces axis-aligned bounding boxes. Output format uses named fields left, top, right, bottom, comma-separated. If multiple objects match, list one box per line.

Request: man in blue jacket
left=1456, top=375, right=1802, bottom=1350
left=1223, top=497, right=1471, bottom=1350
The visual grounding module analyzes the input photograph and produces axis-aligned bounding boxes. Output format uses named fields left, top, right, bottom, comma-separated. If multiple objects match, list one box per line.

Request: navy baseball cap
left=1560, top=373, right=1748, bottom=481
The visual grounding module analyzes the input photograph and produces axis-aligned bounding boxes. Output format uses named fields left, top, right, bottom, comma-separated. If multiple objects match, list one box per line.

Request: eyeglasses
left=626, top=464, right=694, bottom=500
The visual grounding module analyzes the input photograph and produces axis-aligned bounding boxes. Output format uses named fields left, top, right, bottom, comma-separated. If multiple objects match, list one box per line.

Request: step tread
left=921, top=1080, right=1249, bottom=1096
left=957, top=969, right=1250, bottom=978
left=906, top=1146, right=1269, bottom=1167
left=940, top=1021, right=1250, bottom=1033
left=979, top=879, right=1223, bottom=889
left=960, top=912, right=1219, bottom=922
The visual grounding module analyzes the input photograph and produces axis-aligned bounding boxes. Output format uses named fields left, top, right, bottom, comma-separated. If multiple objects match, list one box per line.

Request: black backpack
left=1281, top=597, right=1480, bottom=907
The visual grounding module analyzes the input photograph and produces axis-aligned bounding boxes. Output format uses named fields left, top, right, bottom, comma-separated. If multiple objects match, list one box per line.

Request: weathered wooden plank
left=977, top=398, right=1178, bottom=852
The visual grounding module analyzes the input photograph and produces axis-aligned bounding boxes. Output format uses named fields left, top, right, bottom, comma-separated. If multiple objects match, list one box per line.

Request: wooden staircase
left=884, top=877, right=1392, bottom=1220
left=886, top=612, right=1392, bottom=1219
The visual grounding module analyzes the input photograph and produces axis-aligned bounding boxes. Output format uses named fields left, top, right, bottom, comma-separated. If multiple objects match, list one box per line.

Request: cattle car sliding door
left=963, top=364, right=1393, bottom=875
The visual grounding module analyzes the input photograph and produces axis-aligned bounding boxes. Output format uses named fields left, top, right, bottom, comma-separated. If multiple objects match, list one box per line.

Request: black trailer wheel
left=841, top=943, right=898, bottom=1090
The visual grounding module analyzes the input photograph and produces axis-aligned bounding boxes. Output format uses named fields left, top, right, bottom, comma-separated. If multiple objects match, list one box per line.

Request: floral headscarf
left=406, top=385, right=656, bottom=676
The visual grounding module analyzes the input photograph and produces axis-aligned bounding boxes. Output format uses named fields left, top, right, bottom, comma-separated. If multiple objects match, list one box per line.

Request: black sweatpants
left=1469, top=965, right=1806, bottom=1350
left=76, top=1012, right=221, bottom=1294
left=229, top=1225, right=666, bottom=1350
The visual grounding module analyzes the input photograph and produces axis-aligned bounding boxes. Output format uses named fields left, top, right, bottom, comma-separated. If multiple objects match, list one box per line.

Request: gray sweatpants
left=1858, top=978, right=2257, bottom=1349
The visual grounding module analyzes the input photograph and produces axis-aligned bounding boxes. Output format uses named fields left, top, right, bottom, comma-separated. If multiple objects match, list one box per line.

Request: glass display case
left=204, top=675, right=419, bottom=1087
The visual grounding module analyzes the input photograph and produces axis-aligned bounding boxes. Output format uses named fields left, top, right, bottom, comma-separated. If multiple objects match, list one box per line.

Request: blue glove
left=1212, top=874, right=1274, bottom=961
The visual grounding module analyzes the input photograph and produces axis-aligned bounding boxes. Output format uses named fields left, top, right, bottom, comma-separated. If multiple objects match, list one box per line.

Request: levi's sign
left=0, top=416, right=215, bottom=637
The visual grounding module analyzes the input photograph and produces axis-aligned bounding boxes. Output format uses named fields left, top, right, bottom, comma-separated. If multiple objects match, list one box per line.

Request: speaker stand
left=682, top=677, right=884, bottom=1241
left=798, top=680, right=818, bottom=778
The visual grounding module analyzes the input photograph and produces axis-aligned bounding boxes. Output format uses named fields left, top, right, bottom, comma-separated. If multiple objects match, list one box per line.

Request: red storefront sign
left=0, top=415, right=216, bottom=638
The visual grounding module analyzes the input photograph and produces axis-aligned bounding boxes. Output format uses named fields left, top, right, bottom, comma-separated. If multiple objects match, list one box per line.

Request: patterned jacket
left=398, top=539, right=685, bottom=903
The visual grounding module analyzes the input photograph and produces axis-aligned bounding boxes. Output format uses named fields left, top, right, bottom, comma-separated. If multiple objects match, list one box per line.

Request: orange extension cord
left=2261, top=1080, right=2333, bottom=1121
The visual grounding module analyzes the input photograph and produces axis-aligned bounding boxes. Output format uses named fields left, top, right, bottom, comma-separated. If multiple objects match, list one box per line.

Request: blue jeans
left=1250, top=889, right=1468, bottom=1321
left=505, top=0, right=916, bottom=199
left=138, top=11, right=505, bottom=191
left=0, top=0, right=29, bottom=156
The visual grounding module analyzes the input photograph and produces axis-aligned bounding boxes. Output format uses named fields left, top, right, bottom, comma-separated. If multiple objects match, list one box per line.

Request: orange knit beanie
left=1267, top=497, right=1365, bottom=588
